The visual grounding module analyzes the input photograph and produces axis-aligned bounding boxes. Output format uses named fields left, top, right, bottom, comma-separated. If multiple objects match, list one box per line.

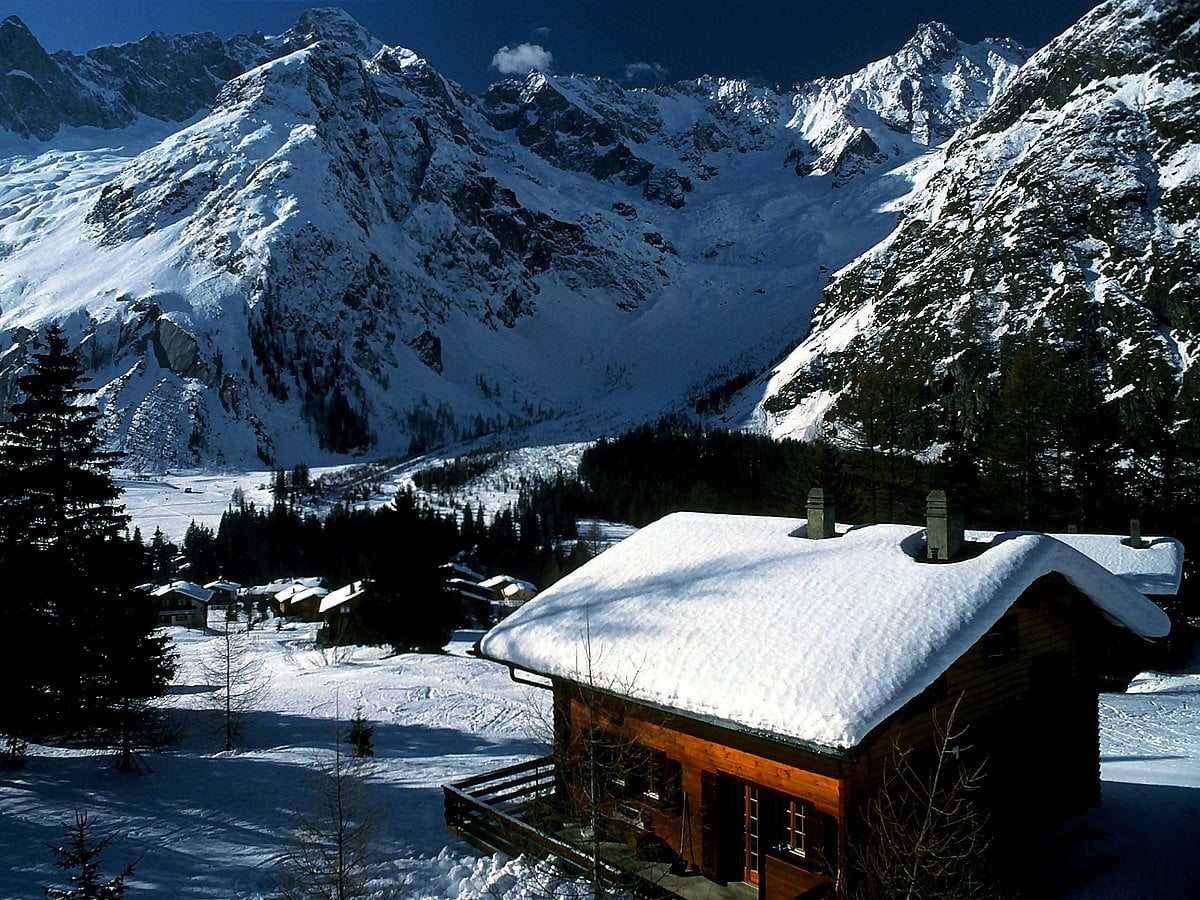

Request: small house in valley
left=316, top=579, right=369, bottom=642
left=274, top=579, right=329, bottom=621
left=203, top=579, right=241, bottom=609
left=479, top=574, right=539, bottom=621
left=446, top=491, right=1181, bottom=897
left=151, top=580, right=213, bottom=629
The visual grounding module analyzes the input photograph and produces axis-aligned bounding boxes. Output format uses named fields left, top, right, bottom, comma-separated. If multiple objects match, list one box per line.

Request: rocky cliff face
left=0, top=14, right=268, bottom=139
left=749, top=0, right=1199, bottom=461
left=0, top=8, right=1049, bottom=467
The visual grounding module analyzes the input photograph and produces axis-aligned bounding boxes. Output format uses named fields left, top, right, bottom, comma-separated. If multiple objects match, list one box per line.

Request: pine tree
left=0, top=325, right=124, bottom=553
left=0, top=325, right=175, bottom=735
left=44, top=811, right=138, bottom=900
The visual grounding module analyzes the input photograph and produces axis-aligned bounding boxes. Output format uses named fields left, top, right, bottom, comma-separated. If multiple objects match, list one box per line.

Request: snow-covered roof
left=284, top=586, right=328, bottom=606
left=319, top=580, right=368, bottom=614
left=479, top=575, right=538, bottom=598
left=481, top=512, right=1173, bottom=752
left=1049, top=533, right=1183, bottom=595
left=501, top=582, right=536, bottom=600
left=272, top=578, right=325, bottom=602
left=204, top=580, right=242, bottom=592
left=151, top=581, right=213, bottom=604
left=442, top=562, right=486, bottom=582
left=446, top=578, right=494, bottom=600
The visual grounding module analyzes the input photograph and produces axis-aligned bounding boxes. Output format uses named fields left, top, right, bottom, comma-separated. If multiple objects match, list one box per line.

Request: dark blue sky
left=6, top=0, right=1099, bottom=93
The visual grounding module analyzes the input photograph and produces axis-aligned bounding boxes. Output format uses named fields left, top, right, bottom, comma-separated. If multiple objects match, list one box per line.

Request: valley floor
left=1, top=624, right=1197, bottom=898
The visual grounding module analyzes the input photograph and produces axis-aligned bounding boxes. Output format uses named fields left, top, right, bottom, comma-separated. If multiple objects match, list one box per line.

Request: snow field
left=0, top=623, right=551, bottom=899
left=1, top=618, right=1198, bottom=897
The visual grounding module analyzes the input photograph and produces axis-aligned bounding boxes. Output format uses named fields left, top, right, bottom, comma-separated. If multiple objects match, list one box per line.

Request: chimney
left=806, top=487, right=836, bottom=539
left=1128, top=518, right=1147, bottom=549
left=926, top=490, right=964, bottom=561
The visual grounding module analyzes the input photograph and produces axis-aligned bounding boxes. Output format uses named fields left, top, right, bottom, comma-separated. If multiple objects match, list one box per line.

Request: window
left=600, top=741, right=682, bottom=814
left=781, top=797, right=808, bottom=858
left=642, top=750, right=683, bottom=813
left=983, top=614, right=1018, bottom=664
left=765, top=793, right=839, bottom=877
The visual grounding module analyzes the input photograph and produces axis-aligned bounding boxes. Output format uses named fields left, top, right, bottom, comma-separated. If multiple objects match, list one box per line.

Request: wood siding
left=557, top=685, right=847, bottom=890
left=552, top=573, right=1113, bottom=895
left=846, top=573, right=1105, bottom=850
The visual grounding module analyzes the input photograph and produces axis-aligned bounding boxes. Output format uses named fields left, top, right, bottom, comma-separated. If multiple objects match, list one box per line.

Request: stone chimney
left=1127, top=518, right=1148, bottom=549
left=806, top=487, right=836, bottom=539
left=926, top=490, right=964, bottom=561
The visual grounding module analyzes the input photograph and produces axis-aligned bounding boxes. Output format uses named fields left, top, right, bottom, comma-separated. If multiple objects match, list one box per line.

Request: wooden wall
left=846, top=573, right=1105, bottom=849
left=555, top=684, right=848, bottom=888
left=551, top=573, right=1113, bottom=894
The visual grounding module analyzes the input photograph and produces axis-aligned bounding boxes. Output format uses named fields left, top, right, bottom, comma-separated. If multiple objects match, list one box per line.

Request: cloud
left=623, top=61, right=669, bottom=84
left=491, top=43, right=553, bottom=75
left=534, top=26, right=551, bottom=36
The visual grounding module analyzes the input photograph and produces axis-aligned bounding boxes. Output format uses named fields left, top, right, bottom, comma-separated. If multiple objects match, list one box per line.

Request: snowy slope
left=0, top=619, right=1196, bottom=897
left=0, top=11, right=1025, bottom=469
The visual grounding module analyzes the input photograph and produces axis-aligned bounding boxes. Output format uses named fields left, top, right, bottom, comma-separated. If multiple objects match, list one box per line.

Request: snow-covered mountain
left=746, top=0, right=1200, bottom=449
left=0, top=7, right=1033, bottom=467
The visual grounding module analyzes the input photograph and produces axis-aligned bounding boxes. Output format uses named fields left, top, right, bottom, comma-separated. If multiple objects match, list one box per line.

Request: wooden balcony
left=443, top=758, right=759, bottom=899
left=443, top=756, right=576, bottom=861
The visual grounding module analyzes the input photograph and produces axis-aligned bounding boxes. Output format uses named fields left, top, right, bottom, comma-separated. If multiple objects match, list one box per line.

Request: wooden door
left=743, top=783, right=761, bottom=885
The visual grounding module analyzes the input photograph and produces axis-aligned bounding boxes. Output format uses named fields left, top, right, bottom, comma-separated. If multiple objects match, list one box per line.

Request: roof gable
left=481, top=512, right=1173, bottom=752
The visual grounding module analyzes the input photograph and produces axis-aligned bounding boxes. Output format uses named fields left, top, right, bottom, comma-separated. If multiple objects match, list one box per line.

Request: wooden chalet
left=446, top=490, right=1181, bottom=898
left=479, top=574, right=539, bottom=622
left=315, top=579, right=370, bottom=643
left=272, top=578, right=328, bottom=621
left=150, top=580, right=213, bottom=629
left=203, top=579, right=241, bottom=609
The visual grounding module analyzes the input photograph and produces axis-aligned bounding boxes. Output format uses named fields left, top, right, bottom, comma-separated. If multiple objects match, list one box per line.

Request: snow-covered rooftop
left=284, top=585, right=328, bottom=606
left=481, top=512, right=1174, bottom=752
left=271, top=578, right=325, bottom=602
left=1050, top=532, right=1183, bottom=595
left=319, top=580, right=367, bottom=614
left=151, top=581, right=214, bottom=604
left=480, top=574, right=538, bottom=597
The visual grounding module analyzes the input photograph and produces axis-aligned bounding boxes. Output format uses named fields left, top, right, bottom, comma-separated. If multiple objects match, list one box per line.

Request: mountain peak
left=280, top=7, right=382, bottom=55
left=0, top=13, right=44, bottom=51
left=900, top=21, right=962, bottom=65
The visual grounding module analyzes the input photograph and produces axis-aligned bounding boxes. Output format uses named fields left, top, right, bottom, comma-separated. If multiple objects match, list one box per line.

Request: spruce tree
left=0, top=325, right=175, bottom=735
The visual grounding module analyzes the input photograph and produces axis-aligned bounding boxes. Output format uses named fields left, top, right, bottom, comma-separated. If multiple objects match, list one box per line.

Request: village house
left=446, top=490, right=1181, bottom=898
left=478, top=574, right=539, bottom=622
left=150, top=580, right=213, bottom=629
left=315, top=579, right=369, bottom=643
left=203, top=579, right=241, bottom=610
left=274, top=579, right=329, bottom=621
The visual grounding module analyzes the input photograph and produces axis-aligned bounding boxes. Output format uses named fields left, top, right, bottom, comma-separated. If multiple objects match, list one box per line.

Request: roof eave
left=477, top=650, right=859, bottom=763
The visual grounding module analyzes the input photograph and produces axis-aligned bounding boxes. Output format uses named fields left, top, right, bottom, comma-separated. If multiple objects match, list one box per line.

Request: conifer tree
left=0, top=325, right=175, bottom=734
left=44, top=811, right=138, bottom=900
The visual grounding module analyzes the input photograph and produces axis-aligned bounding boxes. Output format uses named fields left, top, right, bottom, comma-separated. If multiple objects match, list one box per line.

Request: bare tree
left=275, top=701, right=379, bottom=900
left=526, top=619, right=678, bottom=899
left=200, top=621, right=269, bottom=751
left=853, top=696, right=995, bottom=900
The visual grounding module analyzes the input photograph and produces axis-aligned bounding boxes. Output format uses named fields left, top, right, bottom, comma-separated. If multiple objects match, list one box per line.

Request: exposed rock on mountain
left=0, top=7, right=382, bottom=141
left=752, top=0, right=1199, bottom=459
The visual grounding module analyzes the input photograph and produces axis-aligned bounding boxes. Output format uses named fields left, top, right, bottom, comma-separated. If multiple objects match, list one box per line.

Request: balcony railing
left=443, top=756, right=670, bottom=891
